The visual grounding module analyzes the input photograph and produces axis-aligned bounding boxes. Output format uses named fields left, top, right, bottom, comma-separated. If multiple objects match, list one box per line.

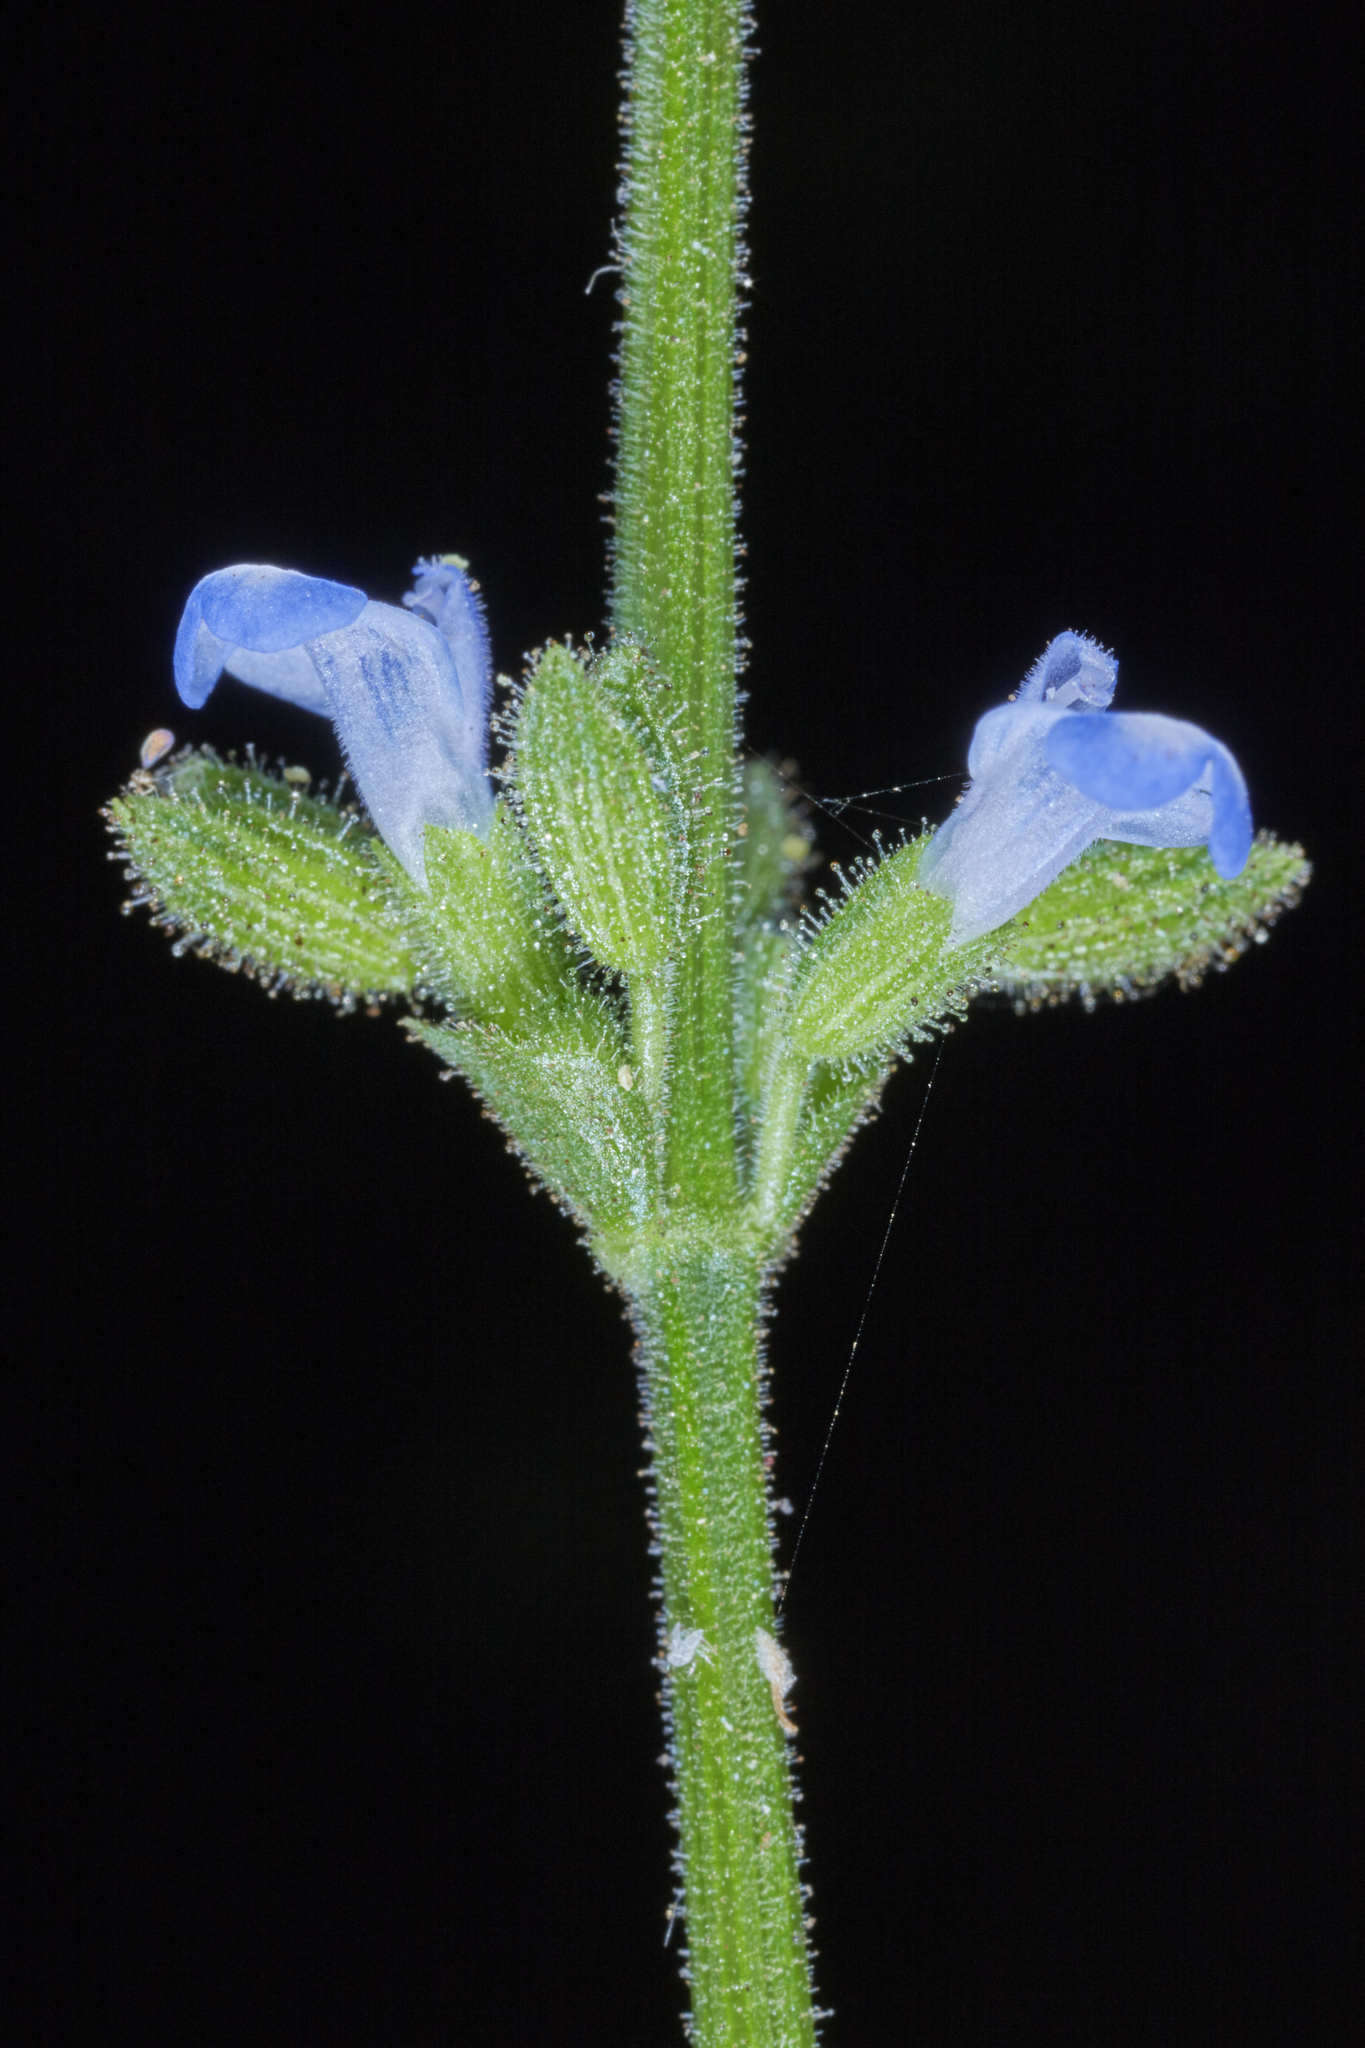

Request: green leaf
left=989, top=835, right=1311, bottom=1008
left=104, top=748, right=420, bottom=1006
left=514, top=643, right=679, bottom=980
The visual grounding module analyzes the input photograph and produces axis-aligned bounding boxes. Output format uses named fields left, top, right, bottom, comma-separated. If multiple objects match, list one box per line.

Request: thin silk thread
left=779, top=1037, right=945, bottom=1609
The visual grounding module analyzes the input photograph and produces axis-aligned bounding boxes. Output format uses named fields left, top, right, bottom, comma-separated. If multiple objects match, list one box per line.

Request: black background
left=12, top=1, right=1358, bottom=2040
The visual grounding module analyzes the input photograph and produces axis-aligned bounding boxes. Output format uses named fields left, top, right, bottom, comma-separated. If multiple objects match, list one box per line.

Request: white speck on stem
left=665, top=1622, right=714, bottom=1671
left=755, top=1627, right=797, bottom=1734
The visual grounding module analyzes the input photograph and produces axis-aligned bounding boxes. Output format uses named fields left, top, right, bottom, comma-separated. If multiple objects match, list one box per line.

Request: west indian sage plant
left=105, top=3, right=1309, bottom=2043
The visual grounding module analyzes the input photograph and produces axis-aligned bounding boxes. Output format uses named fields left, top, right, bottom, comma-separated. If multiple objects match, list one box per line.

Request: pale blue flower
left=919, top=631, right=1253, bottom=946
left=173, top=557, right=494, bottom=886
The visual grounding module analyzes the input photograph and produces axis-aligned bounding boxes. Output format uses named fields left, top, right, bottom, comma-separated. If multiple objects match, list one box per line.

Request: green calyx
left=103, top=747, right=419, bottom=1007
left=401, top=793, right=653, bottom=1235
left=404, top=805, right=588, bottom=1032
left=738, top=827, right=1311, bottom=1246
left=989, top=834, right=1311, bottom=1009
left=513, top=642, right=679, bottom=981
left=781, top=838, right=987, bottom=1068
left=412, top=1012, right=653, bottom=1240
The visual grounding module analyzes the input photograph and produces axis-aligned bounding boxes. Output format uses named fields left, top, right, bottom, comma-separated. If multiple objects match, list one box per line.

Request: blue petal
left=1101, top=787, right=1214, bottom=853
left=171, top=562, right=493, bottom=885
left=965, top=632, right=1116, bottom=780
left=965, top=700, right=1030, bottom=779
left=918, top=715, right=1105, bottom=944
left=403, top=557, right=493, bottom=733
left=1017, top=630, right=1118, bottom=711
left=200, top=564, right=367, bottom=651
left=920, top=633, right=1255, bottom=944
left=173, top=565, right=366, bottom=712
left=307, top=600, right=494, bottom=885
left=1207, top=743, right=1253, bottom=877
left=1045, top=711, right=1215, bottom=809
left=1046, top=711, right=1252, bottom=877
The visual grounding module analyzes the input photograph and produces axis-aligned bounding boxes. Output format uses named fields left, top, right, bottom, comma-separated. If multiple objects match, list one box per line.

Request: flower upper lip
left=918, top=630, right=1253, bottom=947
left=172, top=556, right=494, bottom=887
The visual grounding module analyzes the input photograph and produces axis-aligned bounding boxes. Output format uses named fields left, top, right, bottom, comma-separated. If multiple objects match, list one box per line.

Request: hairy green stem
left=608, top=3, right=818, bottom=2040
left=630, top=972, right=672, bottom=1115
left=611, top=0, right=747, bottom=1207
left=751, top=1056, right=807, bottom=1238
left=626, top=1245, right=816, bottom=2047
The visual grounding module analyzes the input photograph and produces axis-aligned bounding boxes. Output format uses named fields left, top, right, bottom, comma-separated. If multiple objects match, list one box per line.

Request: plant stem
left=611, top=0, right=746, bottom=1207
left=628, top=1243, right=817, bottom=2047
left=751, top=1055, right=807, bottom=1237
left=608, top=4, right=819, bottom=2040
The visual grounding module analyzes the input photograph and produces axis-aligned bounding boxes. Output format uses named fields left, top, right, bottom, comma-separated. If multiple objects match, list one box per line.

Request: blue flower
left=918, top=631, right=1253, bottom=946
left=173, top=557, right=495, bottom=886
